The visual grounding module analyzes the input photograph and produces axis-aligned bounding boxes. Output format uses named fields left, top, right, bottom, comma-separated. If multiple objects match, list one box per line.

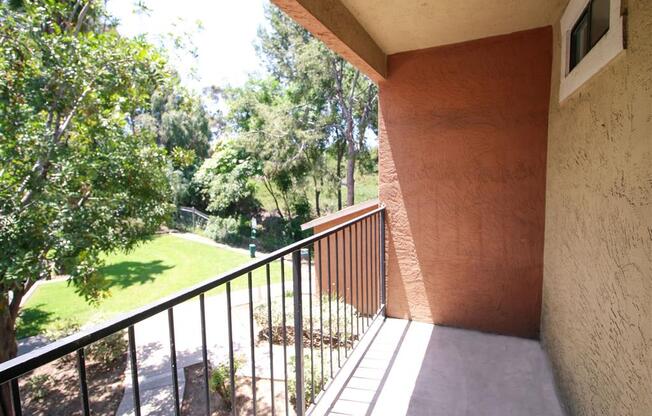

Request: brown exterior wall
left=541, top=1, right=652, bottom=414
left=378, top=27, right=552, bottom=338
left=313, top=203, right=381, bottom=316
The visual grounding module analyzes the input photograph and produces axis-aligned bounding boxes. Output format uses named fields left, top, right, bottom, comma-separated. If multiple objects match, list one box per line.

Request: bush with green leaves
left=204, top=216, right=246, bottom=246
left=88, top=331, right=127, bottom=367
left=254, top=294, right=358, bottom=348
left=288, top=352, right=327, bottom=409
left=209, top=356, right=244, bottom=410
left=25, top=374, right=51, bottom=402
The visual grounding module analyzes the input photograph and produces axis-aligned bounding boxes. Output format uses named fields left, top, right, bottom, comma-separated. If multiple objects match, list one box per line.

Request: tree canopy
left=0, top=0, right=176, bottom=391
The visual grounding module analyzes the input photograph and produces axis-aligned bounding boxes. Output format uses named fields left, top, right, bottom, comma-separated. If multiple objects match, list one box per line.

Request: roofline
left=301, top=198, right=379, bottom=230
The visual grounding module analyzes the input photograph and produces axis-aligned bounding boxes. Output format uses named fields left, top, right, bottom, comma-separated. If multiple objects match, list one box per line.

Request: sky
left=106, top=0, right=269, bottom=93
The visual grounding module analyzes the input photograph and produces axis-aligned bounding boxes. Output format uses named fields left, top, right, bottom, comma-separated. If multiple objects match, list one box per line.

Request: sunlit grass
left=17, top=234, right=290, bottom=338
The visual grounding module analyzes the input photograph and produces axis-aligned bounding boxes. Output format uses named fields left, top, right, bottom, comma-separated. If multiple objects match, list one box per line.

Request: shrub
left=44, top=319, right=81, bottom=366
left=288, top=353, right=326, bottom=409
left=204, top=216, right=244, bottom=246
left=25, top=374, right=51, bottom=401
left=209, top=356, right=244, bottom=410
left=88, top=331, right=127, bottom=367
left=44, top=319, right=81, bottom=341
left=254, top=294, right=358, bottom=347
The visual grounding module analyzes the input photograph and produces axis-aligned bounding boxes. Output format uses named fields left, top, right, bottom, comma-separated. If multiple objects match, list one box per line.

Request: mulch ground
left=18, top=352, right=127, bottom=416
left=181, top=363, right=295, bottom=416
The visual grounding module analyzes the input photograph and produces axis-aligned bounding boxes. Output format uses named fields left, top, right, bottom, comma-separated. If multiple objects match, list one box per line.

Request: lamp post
left=249, top=217, right=257, bottom=258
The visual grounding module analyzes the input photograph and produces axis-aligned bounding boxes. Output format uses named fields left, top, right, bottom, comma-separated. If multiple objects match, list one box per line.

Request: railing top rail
left=178, top=206, right=209, bottom=220
left=0, top=205, right=385, bottom=383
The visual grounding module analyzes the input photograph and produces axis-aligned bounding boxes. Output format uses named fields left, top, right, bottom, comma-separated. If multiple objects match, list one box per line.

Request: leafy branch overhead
left=0, top=0, right=178, bottom=375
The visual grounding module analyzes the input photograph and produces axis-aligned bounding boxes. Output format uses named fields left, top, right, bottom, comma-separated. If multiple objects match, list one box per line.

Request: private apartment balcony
left=2, top=0, right=649, bottom=415
left=0, top=207, right=564, bottom=416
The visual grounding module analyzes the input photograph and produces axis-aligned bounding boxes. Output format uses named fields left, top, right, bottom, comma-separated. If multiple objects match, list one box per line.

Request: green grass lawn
left=17, top=234, right=290, bottom=338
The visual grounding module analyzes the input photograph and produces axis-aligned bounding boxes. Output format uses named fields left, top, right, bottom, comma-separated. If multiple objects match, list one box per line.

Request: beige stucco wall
left=541, top=1, right=652, bottom=415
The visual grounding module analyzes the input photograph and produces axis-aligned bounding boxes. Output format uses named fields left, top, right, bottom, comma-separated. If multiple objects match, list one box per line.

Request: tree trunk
left=336, top=141, right=344, bottom=211
left=0, top=295, right=20, bottom=416
left=313, top=176, right=321, bottom=217
left=346, top=131, right=356, bottom=207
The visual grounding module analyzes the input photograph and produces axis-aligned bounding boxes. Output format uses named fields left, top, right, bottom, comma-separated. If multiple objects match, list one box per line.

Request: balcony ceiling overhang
left=272, top=0, right=568, bottom=82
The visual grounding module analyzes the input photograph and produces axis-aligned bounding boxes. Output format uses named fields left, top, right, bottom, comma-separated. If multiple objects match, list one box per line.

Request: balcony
left=0, top=207, right=565, bottom=416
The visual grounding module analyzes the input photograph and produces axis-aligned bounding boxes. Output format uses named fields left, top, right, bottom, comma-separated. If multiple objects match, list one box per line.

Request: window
left=569, top=0, right=611, bottom=71
left=559, top=0, right=624, bottom=102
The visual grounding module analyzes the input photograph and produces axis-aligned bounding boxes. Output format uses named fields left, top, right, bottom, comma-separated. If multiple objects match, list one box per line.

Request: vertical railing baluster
left=371, top=214, right=377, bottom=315
left=308, top=247, right=315, bottom=403
left=292, top=251, right=305, bottom=416
left=365, top=217, right=371, bottom=327
left=168, top=308, right=181, bottom=416
left=10, top=379, right=21, bottom=416
left=374, top=213, right=383, bottom=309
left=349, top=224, right=354, bottom=347
left=361, top=219, right=367, bottom=330
left=226, top=282, right=237, bottom=416
left=265, top=264, right=275, bottom=416
left=281, top=258, right=289, bottom=416
left=343, top=228, right=348, bottom=358
left=128, top=326, right=141, bottom=416
left=335, top=232, right=341, bottom=368
left=199, top=294, right=210, bottom=416
left=327, top=236, right=333, bottom=377
left=247, top=272, right=257, bottom=415
left=380, top=210, right=387, bottom=313
left=355, top=221, right=361, bottom=337
left=317, top=240, right=324, bottom=390
left=76, top=348, right=90, bottom=416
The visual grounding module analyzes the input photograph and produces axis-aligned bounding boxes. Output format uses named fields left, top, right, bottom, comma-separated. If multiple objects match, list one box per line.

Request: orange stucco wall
left=379, top=27, right=552, bottom=338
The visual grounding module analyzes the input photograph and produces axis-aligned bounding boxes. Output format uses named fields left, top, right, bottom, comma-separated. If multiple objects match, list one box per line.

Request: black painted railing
left=0, top=206, right=386, bottom=416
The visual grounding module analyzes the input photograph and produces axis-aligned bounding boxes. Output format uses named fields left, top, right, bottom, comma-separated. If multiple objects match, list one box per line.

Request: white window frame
left=559, top=0, right=625, bottom=102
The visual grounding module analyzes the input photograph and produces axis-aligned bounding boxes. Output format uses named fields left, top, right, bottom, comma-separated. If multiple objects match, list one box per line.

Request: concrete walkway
left=116, top=277, right=312, bottom=416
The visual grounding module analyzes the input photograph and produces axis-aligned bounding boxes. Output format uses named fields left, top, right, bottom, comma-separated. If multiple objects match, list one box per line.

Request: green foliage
left=288, top=353, right=326, bottom=409
left=88, top=331, right=127, bottom=367
left=25, top=374, right=51, bottom=401
left=43, top=318, right=81, bottom=341
left=204, top=216, right=244, bottom=246
left=193, top=139, right=261, bottom=217
left=209, top=356, right=244, bottom=410
left=137, top=85, right=212, bottom=167
left=0, top=1, right=174, bottom=370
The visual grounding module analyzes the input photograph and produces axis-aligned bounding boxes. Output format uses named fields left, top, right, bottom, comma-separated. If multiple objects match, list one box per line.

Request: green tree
left=0, top=2, right=172, bottom=411
left=139, top=84, right=211, bottom=164
left=193, top=138, right=261, bottom=217
left=257, top=5, right=377, bottom=208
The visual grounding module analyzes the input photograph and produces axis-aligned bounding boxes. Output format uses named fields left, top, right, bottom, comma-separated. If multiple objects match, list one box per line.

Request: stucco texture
left=378, top=27, right=552, bottom=338
left=541, top=1, right=652, bottom=415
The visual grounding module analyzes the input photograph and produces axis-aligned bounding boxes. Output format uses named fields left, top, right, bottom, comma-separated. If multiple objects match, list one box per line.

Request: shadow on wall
left=379, top=27, right=552, bottom=338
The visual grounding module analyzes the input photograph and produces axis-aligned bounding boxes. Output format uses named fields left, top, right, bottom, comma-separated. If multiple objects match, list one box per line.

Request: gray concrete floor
left=313, top=318, right=565, bottom=416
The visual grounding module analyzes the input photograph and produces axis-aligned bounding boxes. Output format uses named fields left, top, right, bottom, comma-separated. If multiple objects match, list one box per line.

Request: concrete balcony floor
left=311, top=318, right=565, bottom=416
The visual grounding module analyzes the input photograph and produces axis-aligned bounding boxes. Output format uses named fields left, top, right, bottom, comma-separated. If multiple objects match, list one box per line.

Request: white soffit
left=339, top=0, right=569, bottom=55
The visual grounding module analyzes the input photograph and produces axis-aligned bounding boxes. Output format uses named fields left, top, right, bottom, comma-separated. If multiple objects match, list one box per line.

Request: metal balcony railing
left=0, top=206, right=386, bottom=416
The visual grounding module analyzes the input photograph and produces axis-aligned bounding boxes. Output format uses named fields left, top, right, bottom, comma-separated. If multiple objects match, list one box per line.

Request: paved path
left=115, top=275, right=313, bottom=416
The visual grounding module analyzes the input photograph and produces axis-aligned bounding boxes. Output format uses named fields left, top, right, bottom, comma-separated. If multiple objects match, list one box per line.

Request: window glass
left=570, top=10, right=590, bottom=70
left=590, top=0, right=610, bottom=45
left=569, top=0, right=611, bottom=71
